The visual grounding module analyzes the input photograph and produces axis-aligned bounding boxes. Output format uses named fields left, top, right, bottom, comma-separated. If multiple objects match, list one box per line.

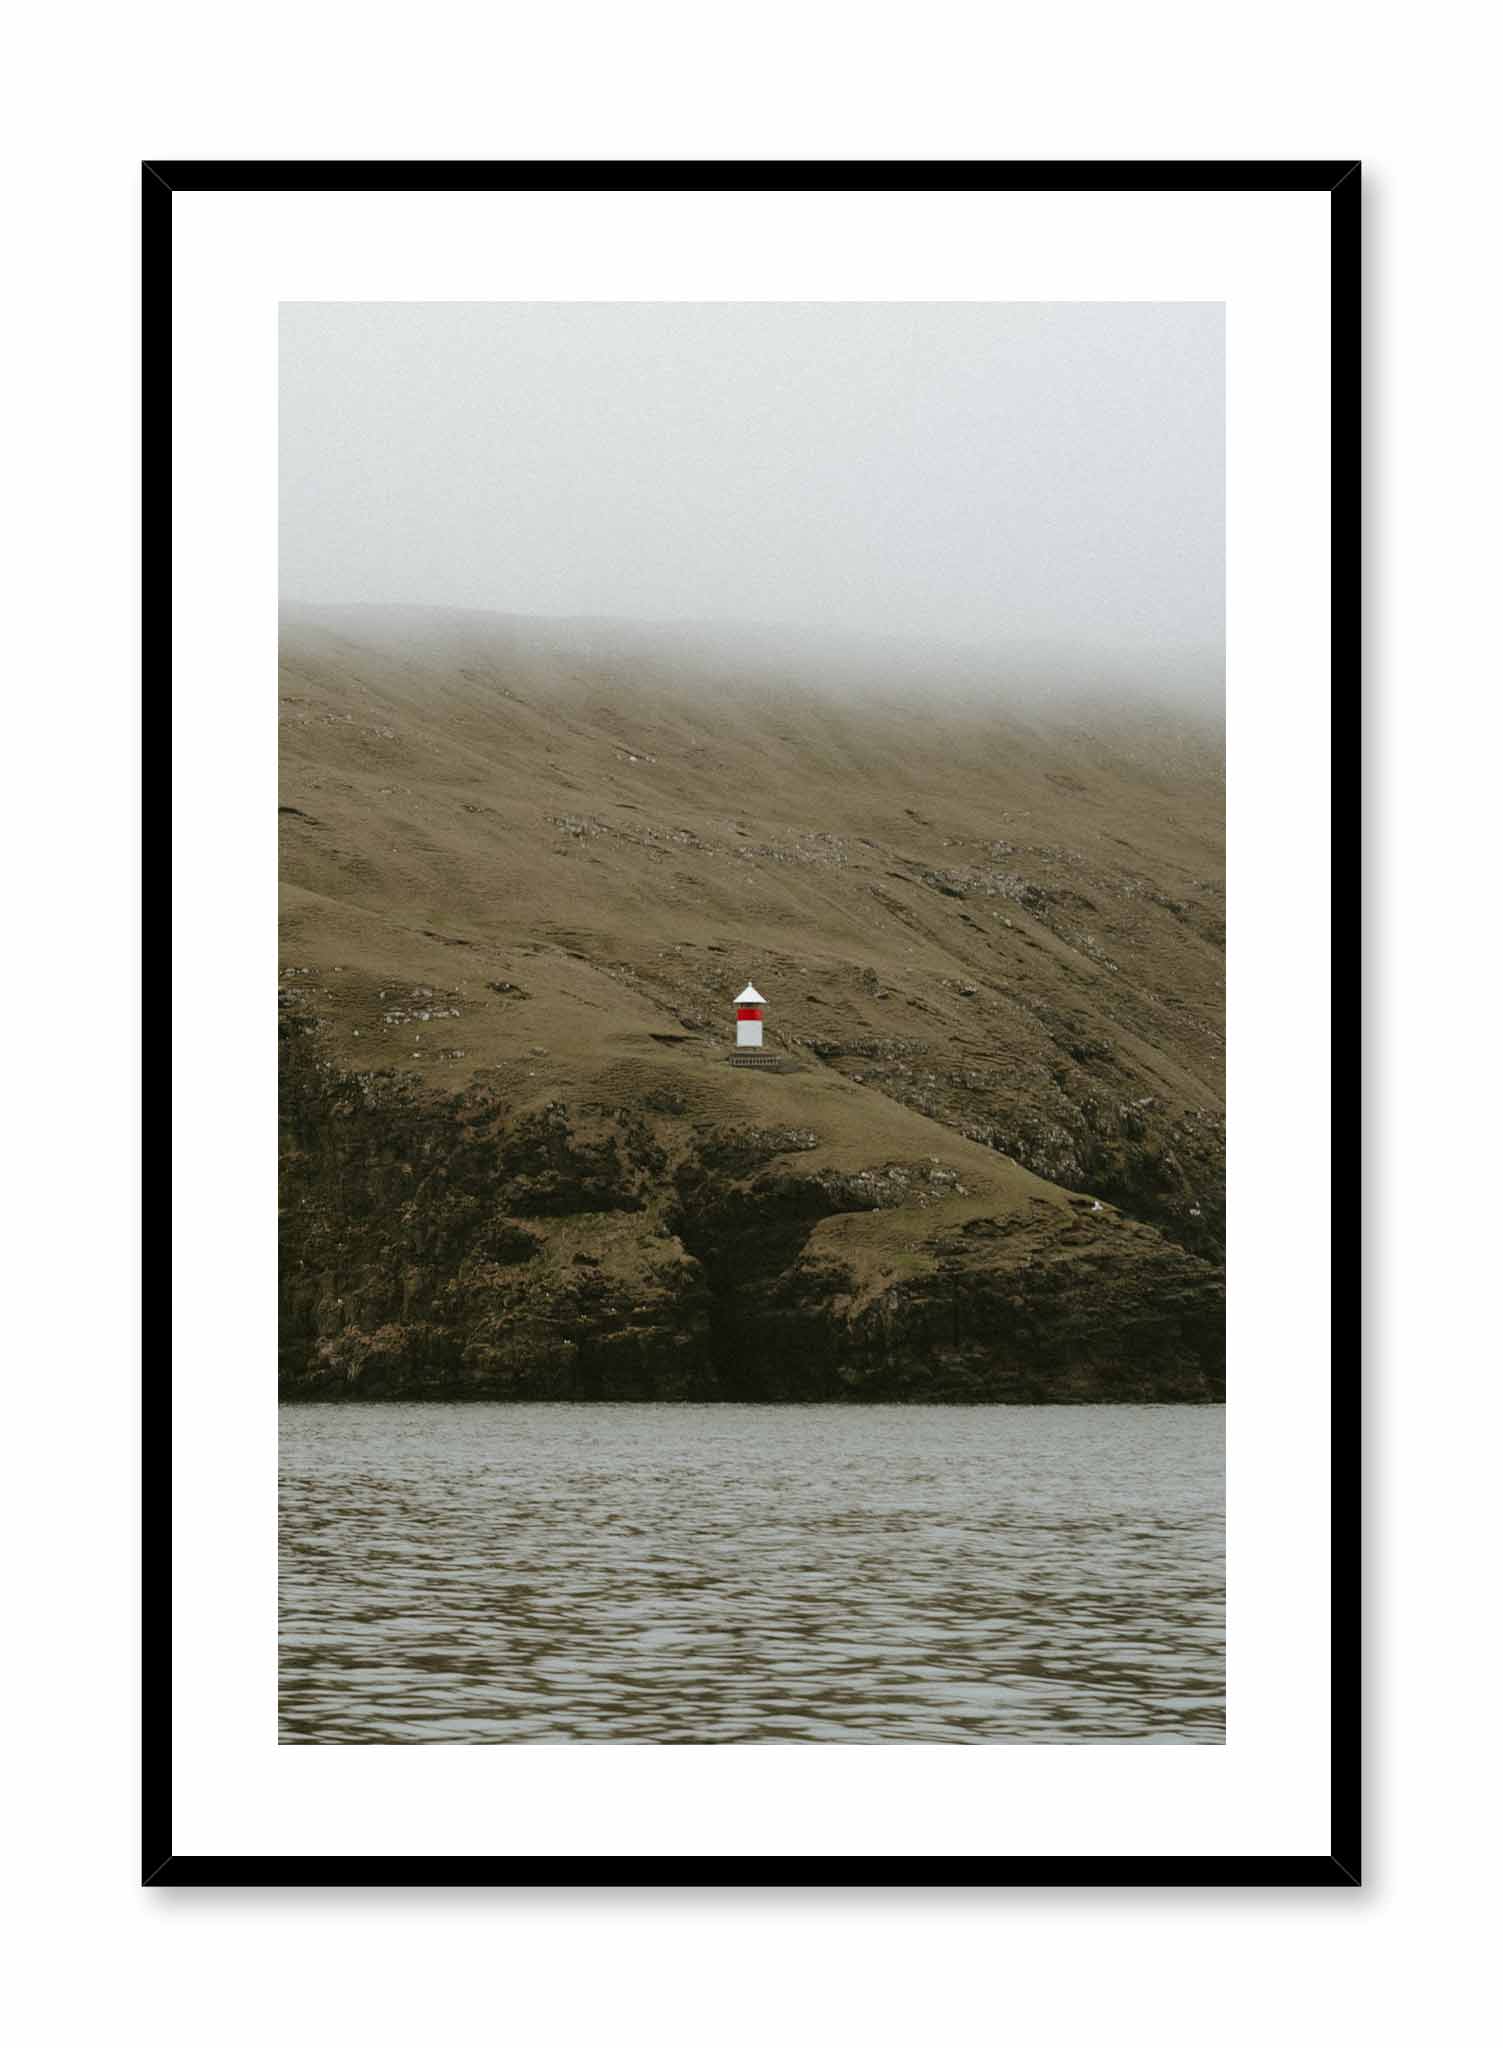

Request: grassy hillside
left=278, top=604, right=1224, bottom=1400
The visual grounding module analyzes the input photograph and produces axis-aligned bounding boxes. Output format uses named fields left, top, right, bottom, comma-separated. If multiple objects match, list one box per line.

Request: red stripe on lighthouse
left=736, top=1005, right=762, bottom=1021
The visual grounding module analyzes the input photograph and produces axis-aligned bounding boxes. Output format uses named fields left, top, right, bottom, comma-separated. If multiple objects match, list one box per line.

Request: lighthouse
left=734, top=982, right=766, bottom=1048
left=728, top=980, right=797, bottom=1071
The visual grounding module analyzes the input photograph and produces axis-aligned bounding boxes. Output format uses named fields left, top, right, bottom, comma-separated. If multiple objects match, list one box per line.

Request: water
left=280, top=1402, right=1224, bottom=1743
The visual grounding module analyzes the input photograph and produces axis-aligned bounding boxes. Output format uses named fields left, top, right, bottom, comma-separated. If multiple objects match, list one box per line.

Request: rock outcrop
left=280, top=1019, right=1222, bottom=1402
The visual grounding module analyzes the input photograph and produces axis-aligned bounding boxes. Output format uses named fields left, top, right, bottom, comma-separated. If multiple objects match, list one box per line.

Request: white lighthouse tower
left=734, top=982, right=766, bottom=1048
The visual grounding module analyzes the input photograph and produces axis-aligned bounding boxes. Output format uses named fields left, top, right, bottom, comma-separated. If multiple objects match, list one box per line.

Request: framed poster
left=151, top=159, right=1357, bottom=1884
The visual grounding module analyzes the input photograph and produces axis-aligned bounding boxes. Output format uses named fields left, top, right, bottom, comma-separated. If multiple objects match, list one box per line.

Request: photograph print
left=276, top=297, right=1227, bottom=1750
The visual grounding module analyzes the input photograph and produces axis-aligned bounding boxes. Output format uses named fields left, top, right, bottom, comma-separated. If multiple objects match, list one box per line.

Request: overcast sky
left=280, top=301, right=1222, bottom=673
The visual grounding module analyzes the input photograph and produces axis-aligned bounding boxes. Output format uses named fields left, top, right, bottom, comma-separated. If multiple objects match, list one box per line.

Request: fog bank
left=281, top=302, right=1223, bottom=704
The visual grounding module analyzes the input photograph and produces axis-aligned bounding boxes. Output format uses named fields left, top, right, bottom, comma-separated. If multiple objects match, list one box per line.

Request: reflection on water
left=279, top=1402, right=1224, bottom=1743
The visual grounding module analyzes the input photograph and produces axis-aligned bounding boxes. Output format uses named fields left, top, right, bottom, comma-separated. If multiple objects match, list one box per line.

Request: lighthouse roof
left=735, top=983, right=765, bottom=1005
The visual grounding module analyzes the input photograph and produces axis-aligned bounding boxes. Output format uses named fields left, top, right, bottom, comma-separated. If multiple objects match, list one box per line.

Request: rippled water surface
left=280, top=1403, right=1224, bottom=1743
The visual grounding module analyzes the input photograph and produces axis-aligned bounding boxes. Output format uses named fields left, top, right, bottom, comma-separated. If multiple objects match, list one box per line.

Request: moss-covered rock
left=280, top=1017, right=1223, bottom=1402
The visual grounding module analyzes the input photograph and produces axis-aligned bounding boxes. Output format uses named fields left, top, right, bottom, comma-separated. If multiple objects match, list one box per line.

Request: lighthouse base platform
left=725, top=1050, right=803, bottom=1072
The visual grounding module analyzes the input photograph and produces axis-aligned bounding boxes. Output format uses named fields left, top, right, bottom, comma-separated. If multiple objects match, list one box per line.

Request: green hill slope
left=279, top=604, right=1224, bottom=1400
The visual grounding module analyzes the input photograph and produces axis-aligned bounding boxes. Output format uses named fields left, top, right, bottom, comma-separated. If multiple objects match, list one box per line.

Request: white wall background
left=1, top=5, right=1490, bottom=2044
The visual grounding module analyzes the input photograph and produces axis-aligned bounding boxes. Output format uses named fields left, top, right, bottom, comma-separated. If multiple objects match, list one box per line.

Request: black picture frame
left=148, top=157, right=1359, bottom=1889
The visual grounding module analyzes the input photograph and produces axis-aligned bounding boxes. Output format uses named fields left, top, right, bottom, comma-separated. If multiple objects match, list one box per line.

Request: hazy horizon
left=280, top=302, right=1223, bottom=702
